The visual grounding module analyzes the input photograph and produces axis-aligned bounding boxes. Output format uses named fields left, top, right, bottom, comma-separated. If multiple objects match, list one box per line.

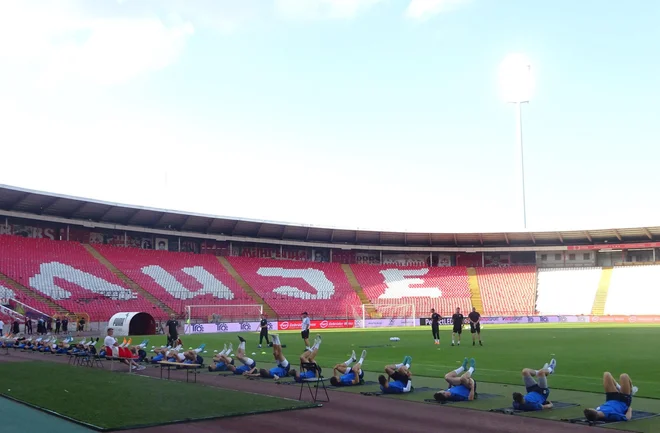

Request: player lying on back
left=433, top=358, right=477, bottom=402
left=512, top=359, right=556, bottom=411
left=583, top=372, right=639, bottom=423
left=289, top=335, right=322, bottom=382
left=208, top=343, right=234, bottom=371
left=378, top=356, right=413, bottom=394
left=329, top=349, right=367, bottom=386
left=214, top=337, right=257, bottom=374
left=246, top=334, right=291, bottom=380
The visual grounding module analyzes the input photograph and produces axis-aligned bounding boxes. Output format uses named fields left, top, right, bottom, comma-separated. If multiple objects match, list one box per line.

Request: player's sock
left=238, top=341, right=246, bottom=351
left=468, top=358, right=476, bottom=374
left=395, top=363, right=404, bottom=369
left=227, top=343, right=233, bottom=354
left=358, top=350, right=367, bottom=365
left=271, top=335, right=280, bottom=346
left=454, top=366, right=465, bottom=375
left=547, top=358, right=556, bottom=374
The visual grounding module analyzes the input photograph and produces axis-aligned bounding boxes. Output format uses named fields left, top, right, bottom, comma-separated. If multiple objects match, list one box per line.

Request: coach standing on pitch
left=430, top=308, right=441, bottom=345
left=166, top=314, right=179, bottom=347
left=258, top=314, right=271, bottom=348
left=451, top=307, right=464, bottom=346
left=301, top=311, right=311, bottom=350
left=469, top=307, right=483, bottom=346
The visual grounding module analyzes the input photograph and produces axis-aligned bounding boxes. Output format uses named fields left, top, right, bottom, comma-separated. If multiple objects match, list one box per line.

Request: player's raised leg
left=584, top=372, right=636, bottom=422
left=434, top=358, right=476, bottom=402
left=512, top=359, right=556, bottom=411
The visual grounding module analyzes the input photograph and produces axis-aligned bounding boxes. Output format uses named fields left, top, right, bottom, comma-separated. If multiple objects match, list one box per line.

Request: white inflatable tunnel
left=107, top=312, right=156, bottom=336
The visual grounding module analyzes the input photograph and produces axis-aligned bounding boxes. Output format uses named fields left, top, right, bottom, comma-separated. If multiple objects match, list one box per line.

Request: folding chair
left=299, top=362, right=330, bottom=403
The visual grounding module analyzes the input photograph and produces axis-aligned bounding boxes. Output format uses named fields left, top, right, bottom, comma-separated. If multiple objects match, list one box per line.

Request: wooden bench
left=158, top=361, right=201, bottom=383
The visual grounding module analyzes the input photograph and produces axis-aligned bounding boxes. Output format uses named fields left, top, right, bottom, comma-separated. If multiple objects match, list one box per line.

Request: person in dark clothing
left=430, top=308, right=441, bottom=345
left=451, top=307, right=464, bottom=346
left=55, top=317, right=61, bottom=334
left=62, top=318, right=68, bottom=334
left=25, top=318, right=32, bottom=335
left=12, top=319, right=20, bottom=334
left=258, top=314, right=270, bottom=348
left=46, top=318, right=53, bottom=332
left=468, top=307, right=483, bottom=346
left=166, top=315, right=179, bottom=347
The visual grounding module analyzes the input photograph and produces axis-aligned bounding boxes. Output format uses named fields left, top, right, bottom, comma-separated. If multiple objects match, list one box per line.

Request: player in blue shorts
left=512, top=359, right=556, bottom=411
left=584, top=372, right=638, bottom=423
left=330, top=349, right=367, bottom=386
left=433, top=358, right=477, bottom=402
left=208, top=343, right=234, bottom=371
left=378, top=356, right=413, bottom=394
left=290, top=335, right=322, bottom=382
left=247, top=334, right=291, bottom=379
left=225, top=336, right=257, bottom=375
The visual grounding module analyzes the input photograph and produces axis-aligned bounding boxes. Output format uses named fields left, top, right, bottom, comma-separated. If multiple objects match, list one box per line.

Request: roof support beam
left=530, top=233, right=536, bottom=244
left=613, top=229, right=622, bottom=241
left=429, top=233, right=433, bottom=246
left=279, top=225, right=287, bottom=240
left=356, top=231, right=359, bottom=244
left=153, top=212, right=170, bottom=226
left=504, top=233, right=510, bottom=245
left=256, top=223, right=264, bottom=237
left=68, top=202, right=90, bottom=219
left=229, top=220, right=240, bottom=236
left=557, top=232, right=564, bottom=243
left=38, top=197, right=62, bottom=214
left=330, top=230, right=335, bottom=242
left=642, top=228, right=653, bottom=240
left=123, top=208, right=142, bottom=225
left=404, top=233, right=407, bottom=245
left=204, top=218, right=215, bottom=233
left=584, top=231, right=592, bottom=242
left=8, top=193, right=30, bottom=210
left=479, top=233, right=483, bottom=245
left=305, top=227, right=311, bottom=241
left=453, top=234, right=458, bottom=246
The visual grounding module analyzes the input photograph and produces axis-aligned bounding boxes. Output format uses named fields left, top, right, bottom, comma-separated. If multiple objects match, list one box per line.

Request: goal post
left=358, top=303, right=416, bottom=328
left=185, top=304, right=264, bottom=323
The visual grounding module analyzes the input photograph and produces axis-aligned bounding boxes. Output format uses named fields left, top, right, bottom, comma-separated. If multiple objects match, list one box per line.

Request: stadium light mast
left=498, top=53, right=534, bottom=229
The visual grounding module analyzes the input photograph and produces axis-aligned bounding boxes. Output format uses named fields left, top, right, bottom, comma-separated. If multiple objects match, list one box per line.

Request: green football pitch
left=133, top=323, right=660, bottom=432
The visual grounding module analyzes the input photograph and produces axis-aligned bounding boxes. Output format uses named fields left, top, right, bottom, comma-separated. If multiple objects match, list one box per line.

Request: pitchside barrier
left=183, top=315, right=660, bottom=334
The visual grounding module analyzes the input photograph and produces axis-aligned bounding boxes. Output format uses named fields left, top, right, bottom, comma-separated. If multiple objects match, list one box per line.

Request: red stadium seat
left=227, top=257, right=363, bottom=319
left=475, top=266, right=537, bottom=315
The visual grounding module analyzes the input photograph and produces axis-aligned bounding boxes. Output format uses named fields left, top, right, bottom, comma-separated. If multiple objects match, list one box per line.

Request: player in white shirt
left=104, top=328, right=144, bottom=370
left=301, top=312, right=311, bottom=350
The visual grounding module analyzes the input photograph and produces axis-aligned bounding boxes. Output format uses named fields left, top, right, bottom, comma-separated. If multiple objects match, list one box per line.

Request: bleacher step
left=342, top=265, right=380, bottom=319
left=591, top=267, right=613, bottom=315
left=0, top=272, right=70, bottom=316
left=217, top=256, right=277, bottom=319
left=466, top=267, right=484, bottom=312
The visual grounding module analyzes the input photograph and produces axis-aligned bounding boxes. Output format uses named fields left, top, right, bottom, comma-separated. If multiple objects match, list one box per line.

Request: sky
left=1, top=0, right=659, bottom=234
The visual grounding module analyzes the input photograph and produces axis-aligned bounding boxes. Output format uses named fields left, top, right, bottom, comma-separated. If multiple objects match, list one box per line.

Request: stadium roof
left=1, top=184, right=659, bottom=249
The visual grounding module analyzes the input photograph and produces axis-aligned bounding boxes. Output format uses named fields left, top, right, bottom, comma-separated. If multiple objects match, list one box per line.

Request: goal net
left=185, top=304, right=264, bottom=323
left=356, top=303, right=416, bottom=328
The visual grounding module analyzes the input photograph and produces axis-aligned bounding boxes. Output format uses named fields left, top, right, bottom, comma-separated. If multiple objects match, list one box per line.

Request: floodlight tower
left=498, top=53, right=534, bottom=229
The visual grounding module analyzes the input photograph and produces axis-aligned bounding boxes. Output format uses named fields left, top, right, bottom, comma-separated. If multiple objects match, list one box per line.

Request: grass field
left=0, top=361, right=317, bottom=430
left=147, top=324, right=660, bottom=397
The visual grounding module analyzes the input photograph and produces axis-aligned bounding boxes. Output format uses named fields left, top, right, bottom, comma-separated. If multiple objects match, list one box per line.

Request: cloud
left=405, top=0, right=469, bottom=20
left=275, top=0, right=383, bottom=20
left=0, top=0, right=194, bottom=88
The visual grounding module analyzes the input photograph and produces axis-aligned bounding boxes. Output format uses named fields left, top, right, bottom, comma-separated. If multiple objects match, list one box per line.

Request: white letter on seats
left=141, top=265, right=235, bottom=300
left=256, top=268, right=335, bottom=300
left=378, top=268, right=442, bottom=299
left=0, top=284, right=17, bottom=300
left=30, top=262, right=136, bottom=301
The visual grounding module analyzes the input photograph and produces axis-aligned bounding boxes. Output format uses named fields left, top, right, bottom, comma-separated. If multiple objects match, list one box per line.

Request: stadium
left=1, top=184, right=659, bottom=433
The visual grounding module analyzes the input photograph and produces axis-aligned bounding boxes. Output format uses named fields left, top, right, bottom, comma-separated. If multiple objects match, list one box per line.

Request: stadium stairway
left=217, top=256, right=277, bottom=318
left=591, top=267, right=613, bottom=315
left=0, top=272, right=70, bottom=316
left=83, top=244, right=176, bottom=317
left=466, top=267, right=484, bottom=312
left=342, top=265, right=380, bottom=319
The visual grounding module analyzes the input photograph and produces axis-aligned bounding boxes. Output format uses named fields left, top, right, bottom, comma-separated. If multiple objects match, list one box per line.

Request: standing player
left=258, top=314, right=270, bottom=348
left=468, top=307, right=483, bottom=346
left=165, top=314, right=179, bottom=348
left=430, top=308, right=441, bottom=345
left=451, top=307, right=464, bottom=346
left=301, top=312, right=311, bottom=350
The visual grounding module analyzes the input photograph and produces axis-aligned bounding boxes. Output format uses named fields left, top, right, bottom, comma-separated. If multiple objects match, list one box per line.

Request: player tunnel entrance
left=129, top=312, right=157, bottom=335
